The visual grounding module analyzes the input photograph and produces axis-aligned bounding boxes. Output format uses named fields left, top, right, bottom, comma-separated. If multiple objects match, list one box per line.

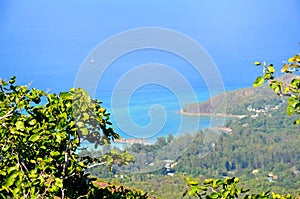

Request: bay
left=95, top=84, right=232, bottom=144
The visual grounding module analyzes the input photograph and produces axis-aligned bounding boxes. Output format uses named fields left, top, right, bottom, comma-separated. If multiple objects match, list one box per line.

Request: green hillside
left=183, top=75, right=298, bottom=116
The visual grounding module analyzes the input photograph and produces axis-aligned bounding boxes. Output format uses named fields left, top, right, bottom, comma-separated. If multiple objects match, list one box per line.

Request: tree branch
left=0, top=109, right=14, bottom=121
left=86, top=162, right=105, bottom=169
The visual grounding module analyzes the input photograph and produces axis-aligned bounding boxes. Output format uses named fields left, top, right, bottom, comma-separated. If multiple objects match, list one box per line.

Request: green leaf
left=50, top=151, right=60, bottom=157
left=7, top=166, right=17, bottom=174
left=288, top=57, right=296, bottom=62
left=281, top=64, right=289, bottom=73
left=263, top=72, right=272, bottom=79
left=44, top=157, right=53, bottom=163
left=203, top=178, right=213, bottom=185
left=223, top=191, right=230, bottom=198
left=286, top=106, right=295, bottom=116
left=55, top=134, right=62, bottom=143
left=283, top=87, right=290, bottom=94
left=212, top=180, right=219, bottom=189
left=216, top=179, right=223, bottom=186
left=274, top=85, right=280, bottom=94
left=15, top=121, right=25, bottom=131
left=83, top=113, right=89, bottom=120
left=291, top=79, right=300, bottom=88
left=254, top=61, right=261, bottom=66
left=77, top=121, right=84, bottom=128
left=78, top=161, right=86, bottom=167
left=210, top=192, right=219, bottom=199
left=29, top=134, right=40, bottom=142
left=268, top=65, right=275, bottom=72
left=55, top=178, right=63, bottom=188
left=188, top=187, right=198, bottom=196
left=29, top=119, right=37, bottom=126
left=0, top=170, right=6, bottom=176
left=253, top=76, right=264, bottom=87
left=293, top=119, right=300, bottom=125
left=234, top=177, right=239, bottom=183
left=188, top=180, right=199, bottom=186
left=4, top=170, right=20, bottom=187
left=241, top=188, right=250, bottom=193
left=9, top=76, right=16, bottom=84
left=81, top=128, right=88, bottom=136
left=288, top=97, right=297, bottom=108
left=198, top=186, right=207, bottom=191
left=48, top=184, right=59, bottom=193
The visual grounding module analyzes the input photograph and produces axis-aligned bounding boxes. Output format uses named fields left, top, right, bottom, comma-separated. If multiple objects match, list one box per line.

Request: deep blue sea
left=90, top=49, right=231, bottom=142
left=1, top=1, right=300, bottom=143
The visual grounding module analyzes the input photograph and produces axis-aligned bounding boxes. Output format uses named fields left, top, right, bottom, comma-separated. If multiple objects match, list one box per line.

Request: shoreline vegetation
left=179, top=109, right=246, bottom=119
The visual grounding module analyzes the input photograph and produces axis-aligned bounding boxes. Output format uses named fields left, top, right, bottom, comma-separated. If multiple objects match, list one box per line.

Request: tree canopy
left=0, top=76, right=144, bottom=198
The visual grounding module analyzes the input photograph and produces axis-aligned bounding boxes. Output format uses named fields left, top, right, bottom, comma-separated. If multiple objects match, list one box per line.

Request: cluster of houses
left=164, top=160, right=177, bottom=176
left=252, top=169, right=279, bottom=183
left=246, top=103, right=281, bottom=119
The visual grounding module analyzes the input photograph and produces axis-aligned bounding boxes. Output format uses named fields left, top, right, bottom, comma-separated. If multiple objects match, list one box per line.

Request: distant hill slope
left=182, top=74, right=299, bottom=115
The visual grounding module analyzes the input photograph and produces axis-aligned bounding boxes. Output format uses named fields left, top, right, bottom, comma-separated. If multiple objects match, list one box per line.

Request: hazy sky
left=1, top=0, right=300, bottom=91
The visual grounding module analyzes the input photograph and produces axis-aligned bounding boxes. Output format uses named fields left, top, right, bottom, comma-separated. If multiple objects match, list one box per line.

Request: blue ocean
left=89, top=48, right=232, bottom=142
left=97, top=85, right=227, bottom=143
left=1, top=1, right=300, bottom=143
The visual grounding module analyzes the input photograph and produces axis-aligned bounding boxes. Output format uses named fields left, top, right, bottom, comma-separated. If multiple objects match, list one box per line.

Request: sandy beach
left=179, top=109, right=246, bottom=119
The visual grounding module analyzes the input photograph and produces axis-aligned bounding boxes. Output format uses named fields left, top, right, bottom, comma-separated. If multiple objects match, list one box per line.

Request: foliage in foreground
left=253, top=54, right=300, bottom=125
left=185, top=177, right=293, bottom=199
left=0, top=76, right=148, bottom=198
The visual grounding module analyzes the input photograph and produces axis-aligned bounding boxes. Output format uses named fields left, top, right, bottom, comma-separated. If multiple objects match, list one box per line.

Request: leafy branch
left=0, top=76, right=141, bottom=198
left=184, top=177, right=293, bottom=199
left=253, top=54, right=300, bottom=125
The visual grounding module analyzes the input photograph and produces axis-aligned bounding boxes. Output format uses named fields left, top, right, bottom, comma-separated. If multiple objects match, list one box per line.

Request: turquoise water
left=96, top=85, right=229, bottom=143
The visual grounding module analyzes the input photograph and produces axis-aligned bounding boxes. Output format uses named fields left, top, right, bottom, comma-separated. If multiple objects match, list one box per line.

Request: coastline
left=179, top=109, right=246, bottom=119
